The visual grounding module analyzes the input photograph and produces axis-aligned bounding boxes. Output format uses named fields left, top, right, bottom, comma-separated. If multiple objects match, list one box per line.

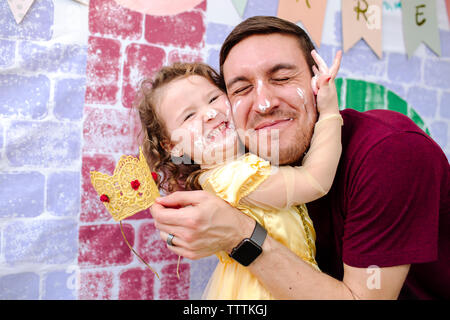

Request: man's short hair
left=219, top=16, right=317, bottom=88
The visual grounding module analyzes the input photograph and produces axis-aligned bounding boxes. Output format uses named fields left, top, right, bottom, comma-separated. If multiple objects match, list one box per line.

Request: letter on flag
left=342, top=0, right=383, bottom=58
left=401, top=0, right=441, bottom=58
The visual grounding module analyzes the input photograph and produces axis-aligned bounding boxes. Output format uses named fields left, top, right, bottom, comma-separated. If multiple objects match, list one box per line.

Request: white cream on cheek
left=296, top=87, right=307, bottom=105
left=183, top=114, right=233, bottom=162
left=311, top=75, right=318, bottom=95
left=296, top=87, right=309, bottom=111
left=186, top=124, right=204, bottom=150
left=232, top=100, right=241, bottom=114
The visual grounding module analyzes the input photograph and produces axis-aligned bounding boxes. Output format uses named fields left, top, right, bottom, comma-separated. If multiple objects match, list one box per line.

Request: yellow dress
left=200, top=153, right=320, bottom=300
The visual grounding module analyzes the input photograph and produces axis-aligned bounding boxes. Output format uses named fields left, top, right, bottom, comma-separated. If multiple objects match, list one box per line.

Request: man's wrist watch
left=229, top=220, right=267, bottom=267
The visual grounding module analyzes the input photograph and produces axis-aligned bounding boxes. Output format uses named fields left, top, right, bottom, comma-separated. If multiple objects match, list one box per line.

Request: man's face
left=223, top=33, right=318, bottom=165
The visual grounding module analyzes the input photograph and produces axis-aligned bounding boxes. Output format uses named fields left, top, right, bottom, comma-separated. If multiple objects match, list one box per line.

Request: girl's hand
left=311, top=50, right=342, bottom=116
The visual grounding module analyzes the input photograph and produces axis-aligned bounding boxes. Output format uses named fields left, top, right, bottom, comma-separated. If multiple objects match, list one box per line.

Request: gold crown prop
left=90, top=147, right=164, bottom=279
left=90, top=147, right=160, bottom=222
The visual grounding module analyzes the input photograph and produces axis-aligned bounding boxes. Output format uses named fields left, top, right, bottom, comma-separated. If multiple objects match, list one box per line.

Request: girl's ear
left=160, top=140, right=183, bottom=157
left=170, top=144, right=183, bottom=158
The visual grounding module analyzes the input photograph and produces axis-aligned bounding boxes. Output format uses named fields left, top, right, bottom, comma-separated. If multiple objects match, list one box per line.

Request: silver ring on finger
left=167, top=233, right=175, bottom=246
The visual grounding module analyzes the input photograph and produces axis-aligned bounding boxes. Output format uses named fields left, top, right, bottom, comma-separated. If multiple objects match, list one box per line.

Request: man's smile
left=254, top=118, right=294, bottom=131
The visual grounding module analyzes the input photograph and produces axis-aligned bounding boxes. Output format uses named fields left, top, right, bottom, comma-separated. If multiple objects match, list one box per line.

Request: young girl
left=136, top=52, right=342, bottom=299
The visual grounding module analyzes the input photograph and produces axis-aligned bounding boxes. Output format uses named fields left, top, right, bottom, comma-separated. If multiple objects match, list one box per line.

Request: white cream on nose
left=206, top=109, right=218, bottom=120
left=258, top=99, right=271, bottom=112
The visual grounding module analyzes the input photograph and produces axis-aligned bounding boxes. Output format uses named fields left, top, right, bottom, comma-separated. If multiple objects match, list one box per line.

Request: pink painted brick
left=159, top=263, right=190, bottom=300
left=89, top=0, right=143, bottom=40
left=79, top=270, right=114, bottom=300
left=144, top=11, right=205, bottom=49
left=78, top=223, right=134, bottom=267
left=167, top=49, right=203, bottom=65
left=195, top=0, right=207, bottom=11
left=85, top=36, right=121, bottom=105
left=137, top=222, right=180, bottom=264
left=119, top=267, right=155, bottom=300
left=83, top=106, right=140, bottom=154
left=123, top=208, right=152, bottom=221
left=81, top=153, right=116, bottom=222
left=121, top=43, right=165, bottom=109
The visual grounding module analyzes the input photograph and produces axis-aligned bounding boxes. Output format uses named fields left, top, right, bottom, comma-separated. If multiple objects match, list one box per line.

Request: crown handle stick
left=120, top=221, right=160, bottom=280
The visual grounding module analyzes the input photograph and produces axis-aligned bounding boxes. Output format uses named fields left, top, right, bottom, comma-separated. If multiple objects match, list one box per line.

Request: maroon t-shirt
left=307, top=109, right=450, bottom=299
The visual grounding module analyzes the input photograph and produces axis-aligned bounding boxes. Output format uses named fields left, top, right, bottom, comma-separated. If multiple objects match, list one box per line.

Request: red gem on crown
left=151, top=172, right=158, bottom=181
left=131, top=179, right=141, bottom=190
left=100, top=194, right=109, bottom=203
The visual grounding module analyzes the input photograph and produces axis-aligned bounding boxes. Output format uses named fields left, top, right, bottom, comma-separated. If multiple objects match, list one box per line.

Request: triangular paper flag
left=342, top=0, right=383, bottom=58
left=401, top=0, right=441, bottom=57
left=445, top=0, right=450, bottom=24
left=231, top=0, right=248, bottom=17
left=7, top=0, right=35, bottom=24
left=277, top=0, right=328, bottom=48
left=114, top=0, right=204, bottom=16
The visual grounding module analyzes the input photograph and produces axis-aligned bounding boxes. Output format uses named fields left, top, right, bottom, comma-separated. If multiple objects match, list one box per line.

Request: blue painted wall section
left=0, top=0, right=86, bottom=300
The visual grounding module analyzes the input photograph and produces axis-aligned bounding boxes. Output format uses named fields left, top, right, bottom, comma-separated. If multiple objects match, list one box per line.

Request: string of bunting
left=7, top=0, right=446, bottom=58
left=231, top=0, right=446, bottom=59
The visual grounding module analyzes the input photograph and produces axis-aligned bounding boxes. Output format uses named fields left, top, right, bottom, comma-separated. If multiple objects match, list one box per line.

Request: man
left=151, top=16, right=449, bottom=299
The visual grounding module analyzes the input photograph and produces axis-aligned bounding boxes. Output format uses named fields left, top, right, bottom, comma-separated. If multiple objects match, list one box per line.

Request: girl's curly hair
left=134, top=62, right=223, bottom=194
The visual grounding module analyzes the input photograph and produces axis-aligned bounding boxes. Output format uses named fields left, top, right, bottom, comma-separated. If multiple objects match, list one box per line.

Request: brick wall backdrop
left=0, top=0, right=449, bottom=300
left=79, top=0, right=207, bottom=300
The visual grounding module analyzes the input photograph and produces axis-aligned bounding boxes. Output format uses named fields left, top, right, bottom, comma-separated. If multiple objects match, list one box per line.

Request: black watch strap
left=250, top=220, right=267, bottom=247
left=229, top=220, right=267, bottom=267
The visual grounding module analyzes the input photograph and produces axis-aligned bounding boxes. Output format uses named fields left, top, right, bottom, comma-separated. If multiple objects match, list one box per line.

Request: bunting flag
left=342, top=0, right=383, bottom=58
left=277, top=0, right=328, bottom=47
left=7, top=0, right=35, bottom=24
left=401, top=0, right=441, bottom=58
left=114, top=0, right=204, bottom=16
left=445, top=0, right=450, bottom=23
left=231, top=0, right=248, bottom=17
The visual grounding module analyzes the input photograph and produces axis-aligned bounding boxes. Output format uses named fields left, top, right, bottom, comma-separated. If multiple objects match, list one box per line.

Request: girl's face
left=157, top=75, right=240, bottom=166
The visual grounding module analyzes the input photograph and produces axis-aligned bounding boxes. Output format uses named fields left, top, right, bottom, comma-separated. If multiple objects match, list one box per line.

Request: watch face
left=230, top=239, right=262, bottom=266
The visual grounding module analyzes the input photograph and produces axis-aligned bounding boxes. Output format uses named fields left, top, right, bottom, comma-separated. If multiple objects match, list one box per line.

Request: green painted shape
left=335, top=78, right=344, bottom=109
left=336, top=78, right=431, bottom=136
left=364, top=82, right=386, bottom=111
left=408, top=107, right=430, bottom=135
left=345, top=79, right=366, bottom=112
left=387, top=91, right=408, bottom=114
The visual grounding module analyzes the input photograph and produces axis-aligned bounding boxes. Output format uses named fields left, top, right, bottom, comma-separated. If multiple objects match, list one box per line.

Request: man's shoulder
left=340, top=108, right=424, bottom=135
left=338, top=108, right=447, bottom=169
left=340, top=108, right=435, bottom=151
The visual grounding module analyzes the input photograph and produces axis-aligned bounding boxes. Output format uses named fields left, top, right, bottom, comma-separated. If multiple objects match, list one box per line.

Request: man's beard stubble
left=244, top=108, right=314, bottom=166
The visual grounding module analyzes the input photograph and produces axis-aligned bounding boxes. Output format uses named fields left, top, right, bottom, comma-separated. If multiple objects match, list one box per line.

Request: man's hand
left=150, top=190, right=255, bottom=260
